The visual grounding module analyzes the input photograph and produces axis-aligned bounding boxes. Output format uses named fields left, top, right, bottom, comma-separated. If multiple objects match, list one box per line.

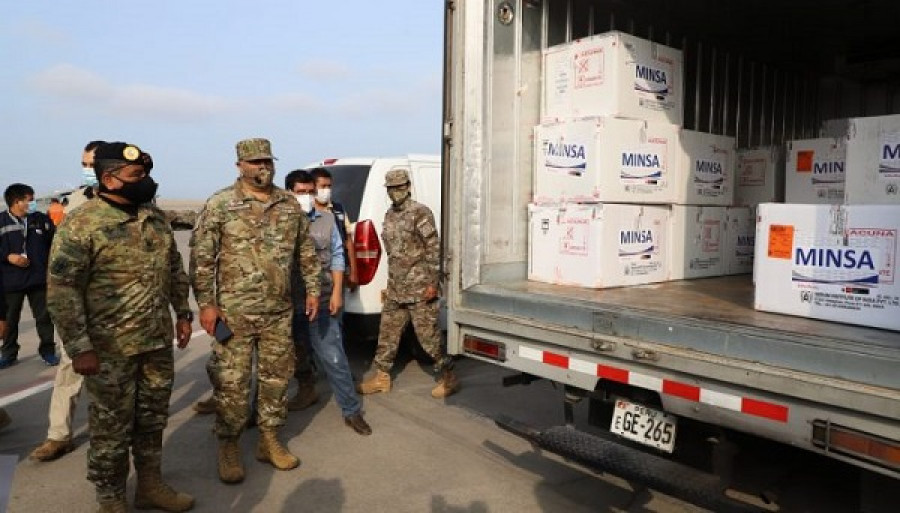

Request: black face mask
left=102, top=176, right=159, bottom=204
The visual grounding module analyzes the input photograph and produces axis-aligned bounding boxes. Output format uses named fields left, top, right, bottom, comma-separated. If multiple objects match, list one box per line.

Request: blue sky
left=0, top=1, right=444, bottom=199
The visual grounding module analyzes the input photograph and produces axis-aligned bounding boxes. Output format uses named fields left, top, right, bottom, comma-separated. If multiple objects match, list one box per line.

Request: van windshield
left=323, top=164, right=371, bottom=222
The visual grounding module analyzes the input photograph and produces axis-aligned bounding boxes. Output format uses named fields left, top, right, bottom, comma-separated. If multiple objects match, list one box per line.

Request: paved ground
left=0, top=228, right=891, bottom=513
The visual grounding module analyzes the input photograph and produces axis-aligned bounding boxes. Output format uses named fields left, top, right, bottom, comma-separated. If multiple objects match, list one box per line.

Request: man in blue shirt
left=285, top=170, right=371, bottom=435
left=0, top=183, right=58, bottom=368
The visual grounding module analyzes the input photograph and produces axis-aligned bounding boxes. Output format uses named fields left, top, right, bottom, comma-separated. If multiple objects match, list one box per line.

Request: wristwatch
left=177, top=311, right=194, bottom=322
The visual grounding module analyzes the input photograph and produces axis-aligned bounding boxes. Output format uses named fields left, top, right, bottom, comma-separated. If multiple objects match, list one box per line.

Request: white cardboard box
left=669, top=206, right=726, bottom=280
left=533, top=117, right=681, bottom=204
left=676, top=130, right=736, bottom=205
left=754, top=203, right=900, bottom=331
left=734, top=147, right=784, bottom=207
left=528, top=203, right=670, bottom=288
left=842, top=114, right=900, bottom=205
left=785, top=138, right=846, bottom=204
left=723, top=206, right=756, bottom=275
left=542, top=31, right=683, bottom=125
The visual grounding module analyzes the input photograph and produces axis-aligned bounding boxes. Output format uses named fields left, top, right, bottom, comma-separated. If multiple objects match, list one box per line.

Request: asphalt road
left=0, top=231, right=892, bottom=513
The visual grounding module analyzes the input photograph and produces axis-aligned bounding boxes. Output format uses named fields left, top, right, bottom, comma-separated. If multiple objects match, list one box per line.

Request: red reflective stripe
left=543, top=352, right=569, bottom=369
left=598, top=365, right=629, bottom=384
left=741, top=398, right=789, bottom=423
left=662, top=380, right=701, bottom=402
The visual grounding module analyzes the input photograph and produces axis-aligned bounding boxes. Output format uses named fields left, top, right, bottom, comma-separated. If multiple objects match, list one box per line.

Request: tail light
left=354, top=219, right=382, bottom=285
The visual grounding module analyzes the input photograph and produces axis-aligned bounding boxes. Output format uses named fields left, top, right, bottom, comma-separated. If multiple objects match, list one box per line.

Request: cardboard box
left=842, top=114, right=900, bottom=205
left=734, top=147, right=784, bottom=207
left=754, top=203, right=900, bottom=331
left=723, top=206, right=756, bottom=275
left=785, top=138, right=846, bottom=204
left=533, top=117, right=681, bottom=204
left=528, top=203, right=670, bottom=288
left=542, top=31, right=683, bottom=125
left=669, top=206, right=726, bottom=279
left=676, top=130, right=736, bottom=205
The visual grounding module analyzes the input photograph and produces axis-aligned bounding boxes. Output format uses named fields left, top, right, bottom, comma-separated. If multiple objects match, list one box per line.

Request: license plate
left=610, top=398, right=678, bottom=453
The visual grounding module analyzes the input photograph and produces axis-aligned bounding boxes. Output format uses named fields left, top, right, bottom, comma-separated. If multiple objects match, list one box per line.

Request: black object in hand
left=214, top=318, right=233, bottom=344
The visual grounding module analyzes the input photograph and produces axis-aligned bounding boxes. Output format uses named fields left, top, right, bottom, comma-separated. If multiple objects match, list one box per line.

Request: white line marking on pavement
left=1, top=331, right=208, bottom=408
left=0, top=380, right=54, bottom=408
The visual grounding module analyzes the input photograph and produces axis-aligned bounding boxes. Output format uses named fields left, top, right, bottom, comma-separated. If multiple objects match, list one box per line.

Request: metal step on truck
left=441, top=1, right=900, bottom=511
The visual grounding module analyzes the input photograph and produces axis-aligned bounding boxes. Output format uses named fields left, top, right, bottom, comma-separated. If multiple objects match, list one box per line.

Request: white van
left=303, top=155, right=442, bottom=341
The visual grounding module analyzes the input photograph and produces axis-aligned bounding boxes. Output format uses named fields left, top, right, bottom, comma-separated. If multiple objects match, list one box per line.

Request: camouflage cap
left=236, top=138, right=277, bottom=161
left=384, top=167, right=411, bottom=187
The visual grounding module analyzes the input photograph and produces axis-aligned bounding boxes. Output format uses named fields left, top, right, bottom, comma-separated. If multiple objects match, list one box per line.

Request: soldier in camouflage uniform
left=46, top=141, right=195, bottom=513
left=357, top=167, right=460, bottom=399
left=190, top=138, right=321, bottom=484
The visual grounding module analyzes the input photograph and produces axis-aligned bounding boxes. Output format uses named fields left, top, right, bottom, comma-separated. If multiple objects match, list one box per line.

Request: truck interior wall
left=478, top=0, right=900, bottom=283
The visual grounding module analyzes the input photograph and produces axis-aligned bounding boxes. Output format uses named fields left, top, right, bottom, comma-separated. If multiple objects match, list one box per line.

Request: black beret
left=94, top=141, right=153, bottom=171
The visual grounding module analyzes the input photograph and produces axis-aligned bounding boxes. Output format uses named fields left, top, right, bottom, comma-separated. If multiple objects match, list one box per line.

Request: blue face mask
left=26, top=200, right=38, bottom=214
left=83, top=167, right=99, bottom=187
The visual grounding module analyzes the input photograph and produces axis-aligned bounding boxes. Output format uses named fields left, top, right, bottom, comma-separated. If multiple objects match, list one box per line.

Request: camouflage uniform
left=46, top=196, right=191, bottom=501
left=373, top=191, right=450, bottom=373
left=190, top=179, right=320, bottom=437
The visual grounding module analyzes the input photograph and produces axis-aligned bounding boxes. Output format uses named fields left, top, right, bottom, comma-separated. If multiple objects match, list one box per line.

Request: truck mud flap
left=495, top=415, right=763, bottom=513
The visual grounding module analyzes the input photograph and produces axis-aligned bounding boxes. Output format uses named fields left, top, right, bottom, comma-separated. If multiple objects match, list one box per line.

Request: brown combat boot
left=255, top=429, right=299, bottom=470
left=96, top=497, right=128, bottom=513
left=135, top=469, right=194, bottom=512
left=30, top=438, right=75, bottom=461
left=193, top=396, right=216, bottom=415
left=431, top=369, right=460, bottom=399
left=287, top=381, right=318, bottom=411
left=217, top=437, right=245, bottom=484
left=356, top=370, right=391, bottom=395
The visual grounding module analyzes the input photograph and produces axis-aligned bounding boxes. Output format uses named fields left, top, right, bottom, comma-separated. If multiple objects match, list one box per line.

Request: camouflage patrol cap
left=236, top=138, right=277, bottom=161
left=384, top=167, right=411, bottom=187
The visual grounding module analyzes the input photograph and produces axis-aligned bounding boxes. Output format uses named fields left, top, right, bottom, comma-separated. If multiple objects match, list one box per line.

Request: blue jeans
left=294, top=297, right=361, bottom=418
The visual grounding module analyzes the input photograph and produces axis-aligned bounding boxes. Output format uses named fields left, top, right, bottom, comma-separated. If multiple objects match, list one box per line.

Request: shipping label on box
left=754, top=203, right=900, bottom=331
left=528, top=203, right=669, bottom=288
left=677, top=130, right=736, bottom=205
left=735, top=147, right=784, bottom=207
left=840, top=114, right=900, bottom=205
left=542, top=31, right=683, bottom=125
left=533, top=117, right=680, bottom=204
left=670, top=206, right=726, bottom=280
left=723, top=206, right=755, bottom=275
left=785, top=138, right=846, bottom=204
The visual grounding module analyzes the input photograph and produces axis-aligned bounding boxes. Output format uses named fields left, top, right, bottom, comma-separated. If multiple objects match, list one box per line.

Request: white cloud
left=297, top=59, right=353, bottom=81
left=11, top=19, right=69, bottom=46
left=29, top=64, right=112, bottom=102
left=27, top=64, right=230, bottom=122
left=110, top=84, right=229, bottom=121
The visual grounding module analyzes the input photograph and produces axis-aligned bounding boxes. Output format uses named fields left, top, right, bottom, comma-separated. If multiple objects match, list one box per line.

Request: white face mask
left=315, top=188, right=331, bottom=205
left=295, top=193, right=313, bottom=212
left=83, top=167, right=98, bottom=187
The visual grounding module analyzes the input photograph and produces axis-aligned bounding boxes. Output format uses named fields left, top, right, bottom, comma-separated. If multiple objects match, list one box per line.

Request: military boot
left=431, top=369, right=460, bottom=399
left=217, top=437, right=245, bottom=484
left=96, top=497, right=128, bottom=513
left=287, top=381, right=318, bottom=411
left=135, top=468, right=194, bottom=512
left=356, top=370, right=391, bottom=395
left=256, top=429, right=299, bottom=470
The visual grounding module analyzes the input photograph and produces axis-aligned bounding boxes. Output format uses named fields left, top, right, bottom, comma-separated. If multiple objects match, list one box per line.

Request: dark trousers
left=2, top=286, right=56, bottom=359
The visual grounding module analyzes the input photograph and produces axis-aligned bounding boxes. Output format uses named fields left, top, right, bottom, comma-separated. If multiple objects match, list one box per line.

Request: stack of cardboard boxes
left=754, top=114, right=900, bottom=330
left=528, top=31, right=751, bottom=288
left=526, top=31, right=899, bottom=331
